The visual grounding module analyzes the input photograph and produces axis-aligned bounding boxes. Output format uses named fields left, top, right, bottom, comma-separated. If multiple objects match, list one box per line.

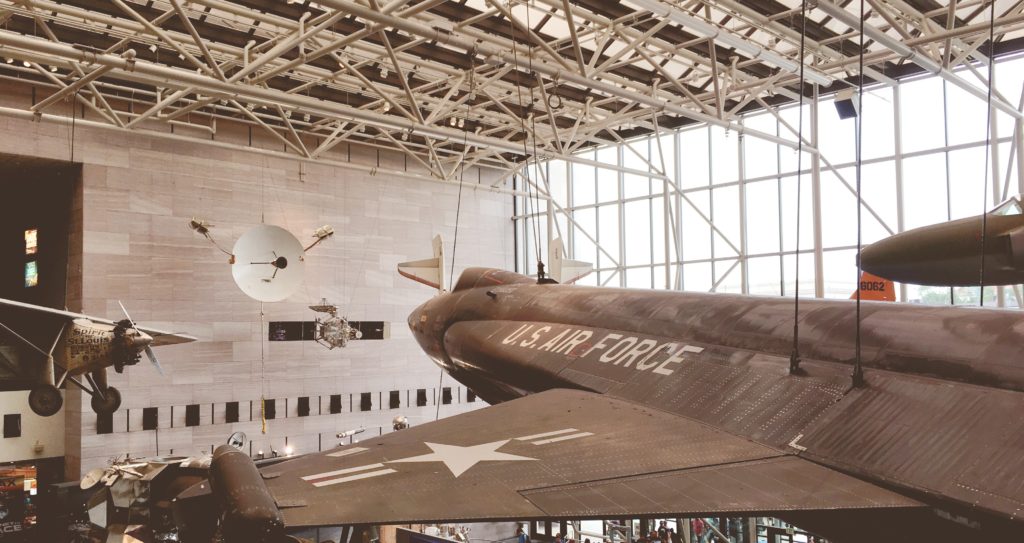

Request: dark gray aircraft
left=187, top=266, right=1024, bottom=543
left=861, top=202, right=1024, bottom=286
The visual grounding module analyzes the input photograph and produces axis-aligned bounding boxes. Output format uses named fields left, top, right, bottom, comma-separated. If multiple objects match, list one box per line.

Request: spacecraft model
left=309, top=298, right=362, bottom=349
left=189, top=218, right=334, bottom=302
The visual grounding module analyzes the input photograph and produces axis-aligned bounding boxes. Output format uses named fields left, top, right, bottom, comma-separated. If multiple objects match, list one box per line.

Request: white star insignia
left=387, top=439, right=536, bottom=477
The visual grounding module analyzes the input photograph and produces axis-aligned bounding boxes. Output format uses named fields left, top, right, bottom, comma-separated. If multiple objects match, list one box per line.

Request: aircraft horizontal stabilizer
left=397, top=234, right=447, bottom=292
left=548, top=237, right=592, bottom=284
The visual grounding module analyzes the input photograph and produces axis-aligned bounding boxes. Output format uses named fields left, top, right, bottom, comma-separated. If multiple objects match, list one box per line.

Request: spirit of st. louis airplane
left=0, top=298, right=195, bottom=417
left=170, top=238, right=1021, bottom=543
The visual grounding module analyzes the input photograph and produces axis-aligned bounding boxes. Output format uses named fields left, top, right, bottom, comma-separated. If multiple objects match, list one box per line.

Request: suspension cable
left=438, top=59, right=476, bottom=420
left=508, top=0, right=544, bottom=274
left=449, top=56, right=474, bottom=292
left=979, top=0, right=997, bottom=307
left=852, top=0, right=867, bottom=388
left=789, top=0, right=809, bottom=375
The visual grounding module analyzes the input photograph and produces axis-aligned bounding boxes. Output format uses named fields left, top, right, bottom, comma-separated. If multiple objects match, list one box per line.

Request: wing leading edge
left=0, top=298, right=196, bottom=346
left=262, top=389, right=920, bottom=527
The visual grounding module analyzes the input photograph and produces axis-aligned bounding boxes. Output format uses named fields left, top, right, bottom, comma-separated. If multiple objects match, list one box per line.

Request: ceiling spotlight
left=4, top=58, right=12, bottom=64
left=449, top=116, right=457, bottom=126
left=49, top=65, right=57, bottom=73
left=22, top=61, right=30, bottom=68
left=284, top=110, right=292, bottom=118
left=458, top=118, right=465, bottom=128
left=380, top=68, right=388, bottom=78
left=401, top=132, right=408, bottom=141
left=383, top=103, right=391, bottom=112
left=178, top=53, right=185, bottom=60
left=284, top=445, right=294, bottom=456
left=303, top=113, right=311, bottom=122
left=148, top=44, right=158, bottom=53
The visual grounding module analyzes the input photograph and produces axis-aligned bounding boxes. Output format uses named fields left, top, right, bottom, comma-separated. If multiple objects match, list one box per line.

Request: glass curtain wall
left=514, top=55, right=1024, bottom=306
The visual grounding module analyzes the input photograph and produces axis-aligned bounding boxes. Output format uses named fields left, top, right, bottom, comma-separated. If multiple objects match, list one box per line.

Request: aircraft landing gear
left=28, top=384, right=63, bottom=416
left=90, top=386, right=122, bottom=415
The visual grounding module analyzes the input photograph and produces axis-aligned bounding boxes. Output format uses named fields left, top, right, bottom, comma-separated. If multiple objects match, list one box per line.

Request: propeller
left=144, top=345, right=164, bottom=376
left=117, top=301, right=162, bottom=375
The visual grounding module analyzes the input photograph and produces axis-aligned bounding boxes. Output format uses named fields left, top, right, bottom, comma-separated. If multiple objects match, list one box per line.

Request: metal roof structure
left=0, top=0, right=1022, bottom=183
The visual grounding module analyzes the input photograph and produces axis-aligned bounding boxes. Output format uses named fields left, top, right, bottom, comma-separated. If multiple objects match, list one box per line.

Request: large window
left=514, top=55, right=1024, bottom=306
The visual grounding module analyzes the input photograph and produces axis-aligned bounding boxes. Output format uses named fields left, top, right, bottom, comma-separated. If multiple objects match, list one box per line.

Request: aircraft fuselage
left=60, top=319, right=152, bottom=375
left=409, top=268, right=1024, bottom=536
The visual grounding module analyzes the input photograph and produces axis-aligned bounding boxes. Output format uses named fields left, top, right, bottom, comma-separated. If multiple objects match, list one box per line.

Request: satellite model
left=189, top=218, right=334, bottom=302
left=309, top=298, right=362, bottom=349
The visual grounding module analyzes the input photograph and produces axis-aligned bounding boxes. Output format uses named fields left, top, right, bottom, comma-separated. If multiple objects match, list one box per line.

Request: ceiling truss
left=0, top=0, right=1022, bottom=182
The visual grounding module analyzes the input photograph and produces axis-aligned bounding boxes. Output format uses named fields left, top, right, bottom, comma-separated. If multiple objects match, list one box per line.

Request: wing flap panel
left=521, top=457, right=921, bottom=517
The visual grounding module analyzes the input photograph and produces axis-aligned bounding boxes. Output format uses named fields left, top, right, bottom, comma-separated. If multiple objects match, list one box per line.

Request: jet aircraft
left=861, top=196, right=1024, bottom=286
left=179, top=247, right=1024, bottom=543
left=0, top=299, right=196, bottom=416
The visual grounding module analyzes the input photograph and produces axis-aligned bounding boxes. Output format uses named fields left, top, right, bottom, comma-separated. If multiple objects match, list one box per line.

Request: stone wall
left=0, top=79, right=513, bottom=477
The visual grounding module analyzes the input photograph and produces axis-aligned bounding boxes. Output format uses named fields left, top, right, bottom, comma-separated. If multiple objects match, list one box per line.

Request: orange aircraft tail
left=852, top=271, right=896, bottom=302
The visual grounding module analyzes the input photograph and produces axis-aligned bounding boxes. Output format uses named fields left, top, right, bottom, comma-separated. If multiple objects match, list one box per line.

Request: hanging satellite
left=309, top=298, right=362, bottom=349
left=189, top=218, right=334, bottom=302
left=232, top=225, right=305, bottom=302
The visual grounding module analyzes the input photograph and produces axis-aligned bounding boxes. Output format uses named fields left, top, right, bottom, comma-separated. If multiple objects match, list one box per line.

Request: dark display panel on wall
left=0, top=154, right=79, bottom=391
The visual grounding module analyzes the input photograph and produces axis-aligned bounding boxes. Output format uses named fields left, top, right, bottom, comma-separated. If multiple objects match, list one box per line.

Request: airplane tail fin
left=547, top=238, right=593, bottom=284
left=397, top=234, right=446, bottom=292
left=852, top=271, right=896, bottom=302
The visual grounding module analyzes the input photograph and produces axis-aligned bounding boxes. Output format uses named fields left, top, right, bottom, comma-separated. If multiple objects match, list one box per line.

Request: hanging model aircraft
left=173, top=241, right=1024, bottom=543
left=860, top=195, right=1024, bottom=286
left=0, top=299, right=196, bottom=417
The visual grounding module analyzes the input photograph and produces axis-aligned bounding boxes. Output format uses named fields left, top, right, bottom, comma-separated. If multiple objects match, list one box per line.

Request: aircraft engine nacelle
left=209, top=445, right=285, bottom=543
left=861, top=213, right=1024, bottom=286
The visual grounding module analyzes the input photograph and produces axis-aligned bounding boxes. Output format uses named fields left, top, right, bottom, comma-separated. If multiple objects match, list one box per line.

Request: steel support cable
left=438, top=60, right=475, bottom=421
left=852, top=0, right=867, bottom=388
left=525, top=0, right=547, bottom=277
left=508, top=1, right=544, bottom=274
left=980, top=0, right=997, bottom=307
left=790, top=0, right=810, bottom=375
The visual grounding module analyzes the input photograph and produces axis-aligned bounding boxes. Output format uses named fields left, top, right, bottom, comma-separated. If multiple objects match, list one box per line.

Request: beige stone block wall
left=0, top=79, right=513, bottom=478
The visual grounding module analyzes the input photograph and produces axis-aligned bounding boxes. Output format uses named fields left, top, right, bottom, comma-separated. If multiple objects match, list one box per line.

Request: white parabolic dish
left=231, top=224, right=305, bottom=302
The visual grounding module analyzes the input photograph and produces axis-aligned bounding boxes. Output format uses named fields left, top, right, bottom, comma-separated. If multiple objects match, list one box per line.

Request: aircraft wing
left=0, top=298, right=196, bottom=346
left=262, top=389, right=921, bottom=527
left=0, top=298, right=106, bottom=323
left=136, top=326, right=197, bottom=347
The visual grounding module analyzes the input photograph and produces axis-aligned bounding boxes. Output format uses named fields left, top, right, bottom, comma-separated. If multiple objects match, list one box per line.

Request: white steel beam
left=816, top=0, right=1024, bottom=120
left=628, top=0, right=832, bottom=86
left=316, top=0, right=812, bottom=151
